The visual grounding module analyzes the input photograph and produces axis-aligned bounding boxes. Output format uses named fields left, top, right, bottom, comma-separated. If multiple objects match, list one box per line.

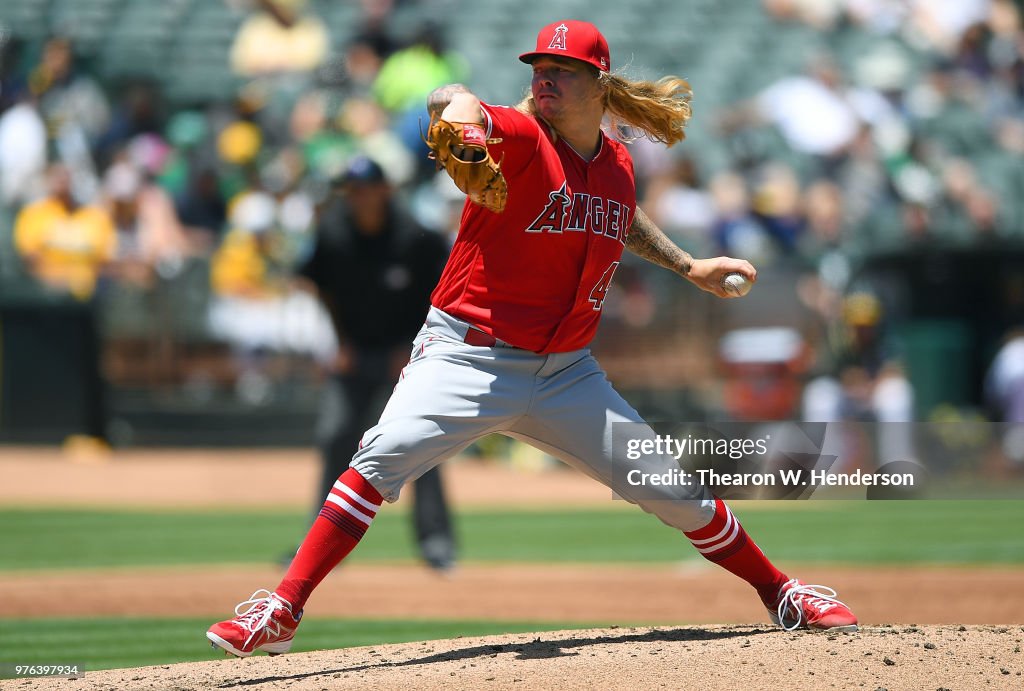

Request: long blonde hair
left=517, top=70, right=693, bottom=146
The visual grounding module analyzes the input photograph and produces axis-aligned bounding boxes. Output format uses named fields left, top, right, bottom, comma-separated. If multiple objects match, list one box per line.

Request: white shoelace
left=232, top=589, right=285, bottom=647
left=776, top=580, right=848, bottom=632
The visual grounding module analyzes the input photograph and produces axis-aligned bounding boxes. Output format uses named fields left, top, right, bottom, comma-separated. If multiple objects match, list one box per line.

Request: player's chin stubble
left=534, top=96, right=565, bottom=126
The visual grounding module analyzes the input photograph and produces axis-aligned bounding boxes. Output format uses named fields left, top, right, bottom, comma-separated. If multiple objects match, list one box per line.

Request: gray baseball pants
left=350, top=307, right=715, bottom=533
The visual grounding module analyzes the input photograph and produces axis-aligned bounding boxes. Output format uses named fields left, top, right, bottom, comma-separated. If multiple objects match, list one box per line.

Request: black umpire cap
left=338, top=155, right=386, bottom=185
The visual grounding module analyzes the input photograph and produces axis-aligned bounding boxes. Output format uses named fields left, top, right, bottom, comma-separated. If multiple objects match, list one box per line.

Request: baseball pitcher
left=208, top=20, right=857, bottom=658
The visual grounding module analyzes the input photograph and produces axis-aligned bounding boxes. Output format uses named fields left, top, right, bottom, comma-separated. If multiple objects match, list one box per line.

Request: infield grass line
left=0, top=501, right=1021, bottom=570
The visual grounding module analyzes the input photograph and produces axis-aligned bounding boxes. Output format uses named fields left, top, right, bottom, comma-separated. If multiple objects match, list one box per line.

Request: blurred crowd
left=637, top=0, right=1024, bottom=435
left=0, top=0, right=1022, bottom=433
left=641, top=0, right=1024, bottom=282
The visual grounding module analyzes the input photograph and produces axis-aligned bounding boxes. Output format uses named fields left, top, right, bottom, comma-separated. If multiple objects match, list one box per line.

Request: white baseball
left=721, top=272, right=752, bottom=297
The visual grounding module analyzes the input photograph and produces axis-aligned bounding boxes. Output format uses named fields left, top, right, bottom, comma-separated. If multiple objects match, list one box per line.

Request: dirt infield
left=0, top=447, right=612, bottom=510
left=3, top=562, right=1024, bottom=624
left=12, top=625, right=1024, bottom=690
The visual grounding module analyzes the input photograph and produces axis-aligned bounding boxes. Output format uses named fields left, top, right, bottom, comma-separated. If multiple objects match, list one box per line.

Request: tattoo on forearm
left=427, top=84, right=471, bottom=117
left=625, top=208, right=693, bottom=276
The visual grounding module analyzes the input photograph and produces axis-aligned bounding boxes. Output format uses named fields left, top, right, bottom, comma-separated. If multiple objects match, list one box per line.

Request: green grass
left=1, top=501, right=1023, bottom=570
left=0, top=617, right=599, bottom=672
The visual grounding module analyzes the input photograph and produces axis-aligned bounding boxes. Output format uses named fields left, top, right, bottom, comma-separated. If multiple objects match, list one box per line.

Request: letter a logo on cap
left=548, top=23, right=568, bottom=51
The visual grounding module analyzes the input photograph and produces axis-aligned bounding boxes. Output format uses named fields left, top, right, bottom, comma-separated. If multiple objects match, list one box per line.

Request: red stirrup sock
left=684, top=497, right=789, bottom=607
left=274, top=468, right=383, bottom=611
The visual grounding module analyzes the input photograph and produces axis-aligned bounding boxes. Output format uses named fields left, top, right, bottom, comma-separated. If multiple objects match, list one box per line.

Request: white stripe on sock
left=332, top=480, right=382, bottom=513
left=688, top=504, right=734, bottom=546
left=325, top=493, right=374, bottom=525
left=693, top=516, right=741, bottom=555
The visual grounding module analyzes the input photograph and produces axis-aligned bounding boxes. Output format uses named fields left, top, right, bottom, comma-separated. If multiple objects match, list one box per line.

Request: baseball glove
left=423, top=117, right=507, bottom=213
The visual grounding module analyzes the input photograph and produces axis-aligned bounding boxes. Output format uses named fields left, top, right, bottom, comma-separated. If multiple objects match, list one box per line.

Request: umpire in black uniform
left=299, top=155, right=456, bottom=571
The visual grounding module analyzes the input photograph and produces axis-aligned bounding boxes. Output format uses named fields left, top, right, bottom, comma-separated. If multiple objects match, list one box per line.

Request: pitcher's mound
left=21, top=624, right=1023, bottom=690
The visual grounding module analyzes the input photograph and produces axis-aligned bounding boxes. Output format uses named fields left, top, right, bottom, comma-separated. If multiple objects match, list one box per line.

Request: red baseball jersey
left=431, top=102, right=636, bottom=353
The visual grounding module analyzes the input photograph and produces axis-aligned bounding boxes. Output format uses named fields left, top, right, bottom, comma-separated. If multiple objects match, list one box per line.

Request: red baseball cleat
left=207, top=590, right=303, bottom=657
left=769, top=578, right=858, bottom=632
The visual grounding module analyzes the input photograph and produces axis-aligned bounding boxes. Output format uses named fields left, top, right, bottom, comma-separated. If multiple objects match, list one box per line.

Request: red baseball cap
left=519, top=20, right=610, bottom=72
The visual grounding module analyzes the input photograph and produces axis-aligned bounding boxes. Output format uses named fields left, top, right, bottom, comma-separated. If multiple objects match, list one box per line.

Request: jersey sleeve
left=479, top=102, right=542, bottom=181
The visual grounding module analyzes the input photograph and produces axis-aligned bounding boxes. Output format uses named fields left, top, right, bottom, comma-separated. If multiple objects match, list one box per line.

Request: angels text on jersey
left=525, top=182, right=632, bottom=243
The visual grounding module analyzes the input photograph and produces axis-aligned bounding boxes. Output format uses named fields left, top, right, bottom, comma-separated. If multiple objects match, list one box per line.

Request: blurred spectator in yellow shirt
left=207, top=181, right=332, bottom=405
left=14, top=163, right=117, bottom=301
left=228, top=0, right=329, bottom=77
left=210, top=225, right=272, bottom=299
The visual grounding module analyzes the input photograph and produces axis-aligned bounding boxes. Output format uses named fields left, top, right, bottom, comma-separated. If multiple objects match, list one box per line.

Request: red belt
left=464, top=328, right=498, bottom=347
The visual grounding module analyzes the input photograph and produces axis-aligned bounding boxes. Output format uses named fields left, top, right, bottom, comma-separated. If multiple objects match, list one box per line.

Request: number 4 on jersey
left=588, top=261, right=620, bottom=311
